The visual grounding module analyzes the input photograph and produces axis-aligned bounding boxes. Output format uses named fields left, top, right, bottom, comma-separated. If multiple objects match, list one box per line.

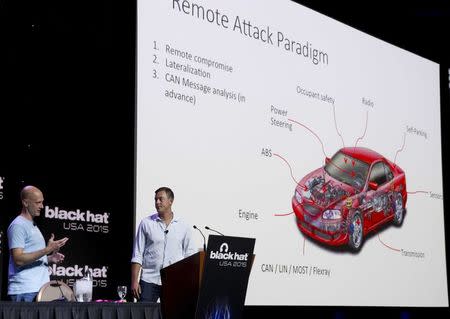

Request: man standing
left=131, top=187, right=197, bottom=302
left=7, top=185, right=69, bottom=301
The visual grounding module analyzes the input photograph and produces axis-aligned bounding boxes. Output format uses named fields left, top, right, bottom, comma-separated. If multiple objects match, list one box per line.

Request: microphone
left=193, top=225, right=207, bottom=251
left=164, top=230, right=169, bottom=234
left=205, top=226, right=225, bottom=236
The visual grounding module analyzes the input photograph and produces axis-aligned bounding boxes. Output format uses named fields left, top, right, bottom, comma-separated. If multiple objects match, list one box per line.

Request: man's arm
left=131, top=220, right=146, bottom=299
left=11, top=234, right=68, bottom=267
left=131, top=262, right=142, bottom=299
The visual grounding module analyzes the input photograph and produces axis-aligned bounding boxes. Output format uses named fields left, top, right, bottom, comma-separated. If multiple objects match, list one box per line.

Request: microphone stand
left=162, top=229, right=169, bottom=270
left=193, top=225, right=207, bottom=251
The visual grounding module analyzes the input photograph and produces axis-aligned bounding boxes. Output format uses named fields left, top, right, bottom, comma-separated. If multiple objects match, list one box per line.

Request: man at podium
left=131, top=187, right=197, bottom=302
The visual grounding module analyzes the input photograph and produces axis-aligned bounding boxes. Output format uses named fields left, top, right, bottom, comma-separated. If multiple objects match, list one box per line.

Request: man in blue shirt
left=7, top=186, right=69, bottom=302
left=131, top=187, right=198, bottom=302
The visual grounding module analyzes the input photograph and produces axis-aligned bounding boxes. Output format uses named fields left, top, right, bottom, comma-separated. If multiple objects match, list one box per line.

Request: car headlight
left=294, top=190, right=302, bottom=203
left=322, top=209, right=341, bottom=220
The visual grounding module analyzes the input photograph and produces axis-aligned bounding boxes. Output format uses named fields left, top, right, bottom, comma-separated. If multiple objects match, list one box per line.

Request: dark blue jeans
left=9, top=292, right=38, bottom=302
left=140, top=280, right=161, bottom=302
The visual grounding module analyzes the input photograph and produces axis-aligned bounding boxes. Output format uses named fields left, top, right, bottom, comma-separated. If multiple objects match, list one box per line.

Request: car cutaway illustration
left=292, top=147, right=407, bottom=251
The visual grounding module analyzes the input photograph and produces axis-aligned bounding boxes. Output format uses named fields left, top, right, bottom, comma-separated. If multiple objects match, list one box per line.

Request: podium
left=160, top=235, right=255, bottom=319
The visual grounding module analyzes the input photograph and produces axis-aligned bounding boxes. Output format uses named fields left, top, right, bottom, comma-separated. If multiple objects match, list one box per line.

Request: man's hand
left=11, top=234, right=69, bottom=267
left=131, top=280, right=141, bottom=299
left=48, top=251, right=65, bottom=264
left=47, top=233, right=69, bottom=254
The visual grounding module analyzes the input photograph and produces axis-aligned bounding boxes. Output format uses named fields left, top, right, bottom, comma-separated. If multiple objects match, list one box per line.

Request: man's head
left=154, top=187, right=174, bottom=215
left=21, top=186, right=44, bottom=219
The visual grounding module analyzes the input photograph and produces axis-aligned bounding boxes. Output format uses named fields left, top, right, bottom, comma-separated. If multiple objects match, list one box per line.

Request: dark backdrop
left=0, top=0, right=449, bottom=317
left=0, top=0, right=136, bottom=300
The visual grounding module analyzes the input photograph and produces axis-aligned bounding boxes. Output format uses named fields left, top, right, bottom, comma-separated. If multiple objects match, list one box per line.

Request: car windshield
left=324, top=151, right=369, bottom=191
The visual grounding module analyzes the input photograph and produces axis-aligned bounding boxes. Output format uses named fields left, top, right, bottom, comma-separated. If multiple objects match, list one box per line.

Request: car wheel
left=348, top=211, right=363, bottom=251
left=393, top=193, right=404, bottom=226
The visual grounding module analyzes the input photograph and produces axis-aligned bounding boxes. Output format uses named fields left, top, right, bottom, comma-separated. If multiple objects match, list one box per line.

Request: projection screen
left=136, top=0, right=447, bottom=306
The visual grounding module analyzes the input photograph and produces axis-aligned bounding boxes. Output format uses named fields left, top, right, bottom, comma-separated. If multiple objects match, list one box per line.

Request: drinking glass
left=117, top=286, right=127, bottom=301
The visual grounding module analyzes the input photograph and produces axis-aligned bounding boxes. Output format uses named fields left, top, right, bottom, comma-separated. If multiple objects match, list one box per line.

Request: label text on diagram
left=270, top=105, right=292, bottom=132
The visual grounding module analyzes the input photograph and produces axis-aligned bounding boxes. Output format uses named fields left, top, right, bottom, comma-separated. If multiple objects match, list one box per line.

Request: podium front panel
left=160, top=251, right=204, bottom=319
left=195, top=235, right=255, bottom=319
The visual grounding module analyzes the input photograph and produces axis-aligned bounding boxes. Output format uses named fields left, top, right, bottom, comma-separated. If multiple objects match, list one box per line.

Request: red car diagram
left=292, top=147, right=407, bottom=251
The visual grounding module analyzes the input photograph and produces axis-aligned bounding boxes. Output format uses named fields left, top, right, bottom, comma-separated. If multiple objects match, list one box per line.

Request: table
left=0, top=301, right=162, bottom=319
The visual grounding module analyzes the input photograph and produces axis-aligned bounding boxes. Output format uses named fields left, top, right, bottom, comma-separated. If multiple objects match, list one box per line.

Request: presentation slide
left=136, top=0, right=447, bottom=306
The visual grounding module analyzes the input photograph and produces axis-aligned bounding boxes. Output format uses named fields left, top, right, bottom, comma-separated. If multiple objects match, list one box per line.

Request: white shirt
left=131, top=213, right=197, bottom=285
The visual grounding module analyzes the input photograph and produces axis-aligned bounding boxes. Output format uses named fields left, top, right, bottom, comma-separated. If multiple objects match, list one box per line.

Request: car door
left=366, top=161, right=392, bottom=228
